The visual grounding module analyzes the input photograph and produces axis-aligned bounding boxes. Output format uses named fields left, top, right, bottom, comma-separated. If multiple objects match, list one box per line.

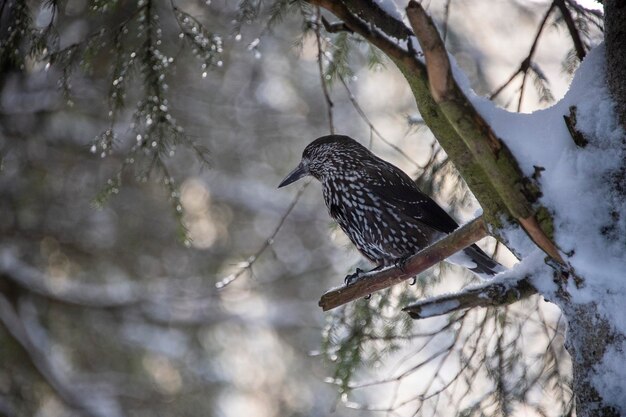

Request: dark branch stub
left=321, top=16, right=353, bottom=34
left=563, top=106, right=589, bottom=148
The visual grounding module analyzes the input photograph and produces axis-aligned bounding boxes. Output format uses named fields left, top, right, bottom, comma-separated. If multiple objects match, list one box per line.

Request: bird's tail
left=463, top=244, right=506, bottom=277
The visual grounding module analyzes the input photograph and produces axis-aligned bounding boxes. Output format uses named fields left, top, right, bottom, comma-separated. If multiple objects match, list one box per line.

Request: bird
left=278, top=134, right=503, bottom=283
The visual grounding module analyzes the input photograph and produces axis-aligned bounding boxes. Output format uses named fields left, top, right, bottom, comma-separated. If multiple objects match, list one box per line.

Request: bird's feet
left=393, top=256, right=417, bottom=285
left=344, top=268, right=364, bottom=286
left=394, top=255, right=411, bottom=272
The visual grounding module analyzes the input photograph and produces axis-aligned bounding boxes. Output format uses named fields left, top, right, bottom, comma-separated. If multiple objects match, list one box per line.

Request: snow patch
left=593, top=340, right=626, bottom=415
left=418, top=299, right=460, bottom=317
left=454, top=43, right=625, bottom=408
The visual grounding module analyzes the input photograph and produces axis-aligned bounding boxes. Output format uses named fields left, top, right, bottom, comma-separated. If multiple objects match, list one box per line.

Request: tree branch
left=0, top=254, right=142, bottom=308
left=308, top=0, right=512, bottom=225
left=490, top=1, right=556, bottom=102
left=554, top=0, right=586, bottom=61
left=342, top=0, right=413, bottom=41
left=307, top=0, right=416, bottom=66
left=402, top=275, right=537, bottom=319
left=0, top=295, right=109, bottom=416
left=319, top=216, right=489, bottom=311
left=406, top=0, right=565, bottom=265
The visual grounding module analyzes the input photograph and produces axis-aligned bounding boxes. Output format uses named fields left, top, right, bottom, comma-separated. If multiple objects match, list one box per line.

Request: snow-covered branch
left=319, top=217, right=489, bottom=311
left=402, top=275, right=537, bottom=319
left=405, top=0, right=564, bottom=265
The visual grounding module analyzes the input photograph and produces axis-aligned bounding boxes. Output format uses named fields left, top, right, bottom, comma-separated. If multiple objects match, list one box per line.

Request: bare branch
left=489, top=1, right=556, bottom=105
left=307, top=0, right=417, bottom=68
left=406, top=0, right=565, bottom=265
left=319, top=217, right=488, bottom=311
left=554, top=0, right=586, bottom=61
left=315, top=8, right=335, bottom=134
left=0, top=254, right=142, bottom=308
left=0, top=295, right=117, bottom=417
left=216, top=180, right=311, bottom=288
left=402, top=275, right=537, bottom=319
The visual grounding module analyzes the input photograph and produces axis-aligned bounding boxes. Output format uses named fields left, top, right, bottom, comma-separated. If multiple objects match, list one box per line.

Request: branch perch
left=319, top=217, right=488, bottom=311
left=403, top=275, right=537, bottom=319
left=406, top=0, right=564, bottom=265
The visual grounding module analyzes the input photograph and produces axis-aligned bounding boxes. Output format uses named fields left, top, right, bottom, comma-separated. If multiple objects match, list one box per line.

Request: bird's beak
left=278, top=161, right=308, bottom=188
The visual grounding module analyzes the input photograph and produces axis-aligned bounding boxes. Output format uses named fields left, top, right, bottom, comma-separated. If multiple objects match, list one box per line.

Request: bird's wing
left=363, top=158, right=504, bottom=275
left=364, top=158, right=460, bottom=234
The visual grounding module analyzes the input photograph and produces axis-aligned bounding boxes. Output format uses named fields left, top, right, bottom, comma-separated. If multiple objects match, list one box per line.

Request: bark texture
left=560, top=301, right=623, bottom=417
left=605, top=0, right=626, bottom=128
left=604, top=0, right=626, bottom=198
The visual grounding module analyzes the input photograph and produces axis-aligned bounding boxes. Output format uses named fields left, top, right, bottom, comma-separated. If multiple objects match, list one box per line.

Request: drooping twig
left=338, top=74, right=423, bottom=169
left=318, top=216, right=488, bottom=311
left=402, top=275, right=537, bottom=319
left=554, top=0, right=586, bottom=61
left=215, top=180, right=311, bottom=288
left=219, top=8, right=339, bottom=290
left=315, top=7, right=335, bottom=134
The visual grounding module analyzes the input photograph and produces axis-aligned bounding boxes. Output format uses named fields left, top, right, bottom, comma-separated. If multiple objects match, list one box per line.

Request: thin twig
left=315, top=7, right=335, bottom=134
left=338, top=74, right=422, bottom=169
left=489, top=0, right=557, bottom=108
left=216, top=180, right=311, bottom=288
left=442, top=0, right=453, bottom=43
left=555, top=0, right=586, bottom=60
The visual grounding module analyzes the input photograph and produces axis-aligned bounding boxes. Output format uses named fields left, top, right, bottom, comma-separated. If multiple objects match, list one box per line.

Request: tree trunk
left=605, top=0, right=626, bottom=128
left=561, top=6, right=626, bottom=416
left=560, top=301, right=622, bottom=416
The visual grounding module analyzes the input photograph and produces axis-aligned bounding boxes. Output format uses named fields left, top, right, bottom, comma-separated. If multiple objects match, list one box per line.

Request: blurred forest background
left=0, top=0, right=603, bottom=416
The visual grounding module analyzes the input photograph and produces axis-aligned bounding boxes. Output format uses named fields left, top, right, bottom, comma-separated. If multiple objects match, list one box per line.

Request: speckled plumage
left=279, top=135, right=501, bottom=276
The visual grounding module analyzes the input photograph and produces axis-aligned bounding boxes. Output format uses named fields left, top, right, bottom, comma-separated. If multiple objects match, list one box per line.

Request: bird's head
left=278, top=135, right=366, bottom=188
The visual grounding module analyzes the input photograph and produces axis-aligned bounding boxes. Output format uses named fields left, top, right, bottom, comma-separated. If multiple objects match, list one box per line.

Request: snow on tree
left=308, top=1, right=624, bottom=415
left=0, top=0, right=622, bottom=416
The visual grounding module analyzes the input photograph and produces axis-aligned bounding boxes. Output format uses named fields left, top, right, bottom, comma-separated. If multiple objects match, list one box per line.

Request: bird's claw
left=344, top=268, right=364, bottom=286
left=394, top=255, right=410, bottom=272
left=409, top=277, right=417, bottom=286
